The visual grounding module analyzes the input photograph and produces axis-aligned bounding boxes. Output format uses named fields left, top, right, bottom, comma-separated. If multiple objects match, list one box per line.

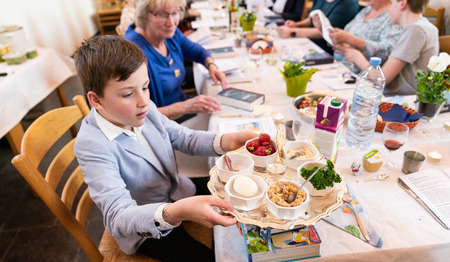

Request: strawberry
left=246, top=140, right=260, bottom=152
left=265, top=144, right=275, bottom=155
left=253, top=146, right=268, bottom=156
left=259, top=133, right=271, bottom=146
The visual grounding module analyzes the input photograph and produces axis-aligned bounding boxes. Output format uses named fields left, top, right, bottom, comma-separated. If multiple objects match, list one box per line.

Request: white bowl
left=243, top=138, right=278, bottom=168
left=216, top=153, right=254, bottom=182
left=283, top=141, right=320, bottom=170
left=296, top=161, right=340, bottom=197
left=265, top=180, right=310, bottom=220
left=225, top=174, right=267, bottom=211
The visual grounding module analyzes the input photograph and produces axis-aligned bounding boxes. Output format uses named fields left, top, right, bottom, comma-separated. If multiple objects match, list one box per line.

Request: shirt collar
left=94, top=108, right=142, bottom=141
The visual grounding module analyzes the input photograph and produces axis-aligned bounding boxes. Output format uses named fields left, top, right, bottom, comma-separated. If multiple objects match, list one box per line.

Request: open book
left=398, top=168, right=450, bottom=229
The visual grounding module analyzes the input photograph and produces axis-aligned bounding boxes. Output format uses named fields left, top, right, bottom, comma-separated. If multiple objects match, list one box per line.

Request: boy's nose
left=137, top=91, right=149, bottom=107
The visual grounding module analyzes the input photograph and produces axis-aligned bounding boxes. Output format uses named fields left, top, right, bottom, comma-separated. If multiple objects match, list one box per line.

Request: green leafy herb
left=241, top=11, right=256, bottom=22
left=300, top=160, right=341, bottom=190
left=279, top=60, right=317, bottom=78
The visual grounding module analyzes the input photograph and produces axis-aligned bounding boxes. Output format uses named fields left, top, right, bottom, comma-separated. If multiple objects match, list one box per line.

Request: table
left=0, top=48, right=76, bottom=155
left=195, top=37, right=450, bottom=261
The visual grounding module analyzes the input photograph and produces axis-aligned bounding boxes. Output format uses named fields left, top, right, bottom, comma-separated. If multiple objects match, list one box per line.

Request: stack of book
left=239, top=223, right=321, bottom=261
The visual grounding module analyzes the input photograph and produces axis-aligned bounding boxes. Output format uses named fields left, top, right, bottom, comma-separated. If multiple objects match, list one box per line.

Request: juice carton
left=313, top=96, right=347, bottom=162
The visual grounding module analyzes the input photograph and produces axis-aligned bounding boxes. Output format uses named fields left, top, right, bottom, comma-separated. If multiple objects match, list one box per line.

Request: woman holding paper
left=277, top=0, right=359, bottom=54
left=124, top=0, right=227, bottom=123
left=313, top=0, right=403, bottom=65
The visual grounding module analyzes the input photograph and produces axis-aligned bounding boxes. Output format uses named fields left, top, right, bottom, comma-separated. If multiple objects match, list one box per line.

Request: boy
left=73, top=35, right=256, bottom=261
left=335, top=0, right=438, bottom=96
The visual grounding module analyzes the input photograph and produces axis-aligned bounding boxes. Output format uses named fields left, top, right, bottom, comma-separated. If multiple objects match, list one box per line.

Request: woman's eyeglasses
left=149, top=9, right=182, bottom=22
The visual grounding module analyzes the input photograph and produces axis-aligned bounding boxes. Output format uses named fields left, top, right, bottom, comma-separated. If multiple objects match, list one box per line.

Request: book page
left=218, top=117, right=277, bottom=139
left=309, top=10, right=333, bottom=45
left=399, top=169, right=450, bottom=228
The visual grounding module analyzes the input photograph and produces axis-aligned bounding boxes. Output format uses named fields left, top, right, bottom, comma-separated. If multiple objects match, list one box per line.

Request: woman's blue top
left=124, top=25, right=211, bottom=107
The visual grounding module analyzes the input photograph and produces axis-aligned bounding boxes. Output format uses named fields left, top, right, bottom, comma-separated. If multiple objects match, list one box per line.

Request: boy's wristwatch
left=290, top=30, right=296, bottom=38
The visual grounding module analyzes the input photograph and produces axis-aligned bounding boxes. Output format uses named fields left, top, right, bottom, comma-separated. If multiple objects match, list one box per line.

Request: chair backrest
left=11, top=95, right=103, bottom=262
left=423, top=5, right=445, bottom=36
left=439, top=35, right=450, bottom=53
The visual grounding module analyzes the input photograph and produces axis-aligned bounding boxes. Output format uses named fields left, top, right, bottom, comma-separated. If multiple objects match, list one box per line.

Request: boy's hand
left=165, top=196, right=237, bottom=228
left=220, top=131, right=258, bottom=152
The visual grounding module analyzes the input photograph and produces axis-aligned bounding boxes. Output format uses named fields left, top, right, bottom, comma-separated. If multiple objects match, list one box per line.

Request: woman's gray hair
left=135, top=0, right=186, bottom=28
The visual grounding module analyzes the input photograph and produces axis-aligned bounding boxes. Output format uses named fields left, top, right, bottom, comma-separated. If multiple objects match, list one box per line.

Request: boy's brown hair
left=404, top=0, right=430, bottom=14
left=74, top=35, right=147, bottom=97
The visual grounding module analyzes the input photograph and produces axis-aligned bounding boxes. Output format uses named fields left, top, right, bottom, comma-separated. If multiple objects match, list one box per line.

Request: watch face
left=290, top=31, right=296, bottom=38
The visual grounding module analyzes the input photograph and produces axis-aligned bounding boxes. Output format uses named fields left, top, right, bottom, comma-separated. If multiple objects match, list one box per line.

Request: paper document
left=398, top=168, right=450, bottom=229
left=310, top=10, right=333, bottom=45
left=218, top=117, right=277, bottom=139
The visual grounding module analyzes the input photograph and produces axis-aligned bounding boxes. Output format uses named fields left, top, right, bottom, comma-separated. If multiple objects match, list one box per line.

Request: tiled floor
left=0, top=80, right=104, bottom=262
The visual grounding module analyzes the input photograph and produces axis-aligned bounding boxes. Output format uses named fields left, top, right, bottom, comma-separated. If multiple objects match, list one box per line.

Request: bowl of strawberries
left=244, top=133, right=278, bottom=169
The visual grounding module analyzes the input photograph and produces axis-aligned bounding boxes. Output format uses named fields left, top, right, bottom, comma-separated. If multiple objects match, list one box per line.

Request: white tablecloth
left=0, top=48, right=76, bottom=138
left=194, top=38, right=450, bottom=261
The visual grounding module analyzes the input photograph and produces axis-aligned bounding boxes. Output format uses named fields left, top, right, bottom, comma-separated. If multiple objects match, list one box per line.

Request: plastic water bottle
left=346, top=57, right=385, bottom=150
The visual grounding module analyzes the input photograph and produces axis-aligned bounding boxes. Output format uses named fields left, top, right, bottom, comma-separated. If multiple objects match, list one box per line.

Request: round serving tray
left=207, top=157, right=345, bottom=230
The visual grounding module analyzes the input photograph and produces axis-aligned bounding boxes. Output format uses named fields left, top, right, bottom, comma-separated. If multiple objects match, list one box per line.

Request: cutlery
left=289, top=148, right=306, bottom=159
left=218, top=111, right=265, bottom=118
left=288, top=166, right=324, bottom=204
left=212, top=80, right=253, bottom=86
left=343, top=191, right=371, bottom=241
left=224, top=155, right=237, bottom=171
left=363, top=174, right=389, bottom=182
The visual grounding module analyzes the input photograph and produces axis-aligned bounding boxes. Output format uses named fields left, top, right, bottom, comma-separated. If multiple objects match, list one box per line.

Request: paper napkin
left=379, top=103, right=423, bottom=122
left=323, top=186, right=383, bottom=247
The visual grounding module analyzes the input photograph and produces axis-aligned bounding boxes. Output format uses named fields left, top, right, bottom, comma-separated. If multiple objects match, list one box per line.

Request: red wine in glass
left=384, top=139, right=403, bottom=151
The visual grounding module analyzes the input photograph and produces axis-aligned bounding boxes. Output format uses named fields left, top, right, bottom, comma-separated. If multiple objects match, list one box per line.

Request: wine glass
left=292, top=117, right=315, bottom=141
left=247, top=48, right=262, bottom=82
left=382, top=122, right=409, bottom=169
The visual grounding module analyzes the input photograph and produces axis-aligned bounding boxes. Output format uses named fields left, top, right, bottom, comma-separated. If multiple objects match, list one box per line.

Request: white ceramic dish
left=225, top=174, right=267, bottom=211
left=243, top=138, right=278, bottom=168
left=297, top=161, right=341, bottom=197
left=265, top=180, right=310, bottom=220
left=283, top=141, right=319, bottom=170
left=216, top=153, right=254, bottom=182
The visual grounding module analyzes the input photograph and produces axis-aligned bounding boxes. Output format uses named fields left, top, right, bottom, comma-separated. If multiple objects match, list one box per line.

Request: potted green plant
left=280, top=60, right=317, bottom=97
left=415, top=52, right=450, bottom=121
left=239, top=11, right=256, bottom=32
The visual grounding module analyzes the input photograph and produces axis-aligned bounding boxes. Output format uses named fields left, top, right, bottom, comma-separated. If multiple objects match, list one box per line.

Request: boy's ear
left=400, top=0, right=408, bottom=10
left=87, top=91, right=104, bottom=110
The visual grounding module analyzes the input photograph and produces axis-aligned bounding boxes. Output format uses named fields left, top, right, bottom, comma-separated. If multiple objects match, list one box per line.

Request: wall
left=0, top=0, right=98, bottom=56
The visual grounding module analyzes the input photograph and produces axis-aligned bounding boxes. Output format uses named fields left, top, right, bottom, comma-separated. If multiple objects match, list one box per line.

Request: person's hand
left=187, top=8, right=200, bottom=17
left=220, top=131, right=258, bottom=152
left=183, top=95, right=221, bottom=114
left=311, top=14, right=322, bottom=32
left=165, top=196, right=237, bottom=228
left=336, top=46, right=367, bottom=70
left=284, top=20, right=296, bottom=28
left=329, top=28, right=350, bottom=46
left=209, top=64, right=227, bottom=89
left=276, top=26, right=293, bottom=39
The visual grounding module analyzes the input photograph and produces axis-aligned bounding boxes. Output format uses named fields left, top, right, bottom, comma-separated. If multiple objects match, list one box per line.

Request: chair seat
left=99, top=221, right=213, bottom=261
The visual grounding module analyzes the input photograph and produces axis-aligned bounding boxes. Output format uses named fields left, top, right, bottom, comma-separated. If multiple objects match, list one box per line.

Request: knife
left=398, top=178, right=449, bottom=230
left=212, top=80, right=253, bottom=86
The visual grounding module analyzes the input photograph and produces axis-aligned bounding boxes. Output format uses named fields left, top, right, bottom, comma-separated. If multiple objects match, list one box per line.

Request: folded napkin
left=323, top=185, right=383, bottom=247
left=379, top=103, right=423, bottom=122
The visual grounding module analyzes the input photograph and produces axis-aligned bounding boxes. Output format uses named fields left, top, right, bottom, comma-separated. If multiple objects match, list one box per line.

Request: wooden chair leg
left=56, top=86, right=78, bottom=137
left=6, top=123, right=24, bottom=155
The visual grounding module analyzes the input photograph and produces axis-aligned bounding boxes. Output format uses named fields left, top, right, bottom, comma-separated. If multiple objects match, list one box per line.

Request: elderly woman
left=124, top=0, right=227, bottom=123
left=318, top=0, right=403, bottom=66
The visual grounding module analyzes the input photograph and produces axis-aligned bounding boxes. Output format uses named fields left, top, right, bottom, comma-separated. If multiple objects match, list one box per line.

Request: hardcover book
left=208, top=46, right=236, bottom=58
left=217, top=87, right=265, bottom=111
left=239, top=223, right=321, bottom=262
left=303, top=51, right=334, bottom=66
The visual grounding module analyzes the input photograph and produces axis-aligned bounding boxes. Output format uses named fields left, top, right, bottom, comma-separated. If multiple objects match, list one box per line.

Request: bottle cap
left=331, top=98, right=342, bottom=107
left=369, top=57, right=382, bottom=66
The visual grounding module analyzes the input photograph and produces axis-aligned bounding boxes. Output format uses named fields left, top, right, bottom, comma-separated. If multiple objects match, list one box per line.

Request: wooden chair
left=301, top=0, right=313, bottom=21
left=423, top=6, right=445, bottom=36
left=11, top=95, right=212, bottom=262
left=439, top=35, right=450, bottom=53
left=93, top=0, right=122, bottom=35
